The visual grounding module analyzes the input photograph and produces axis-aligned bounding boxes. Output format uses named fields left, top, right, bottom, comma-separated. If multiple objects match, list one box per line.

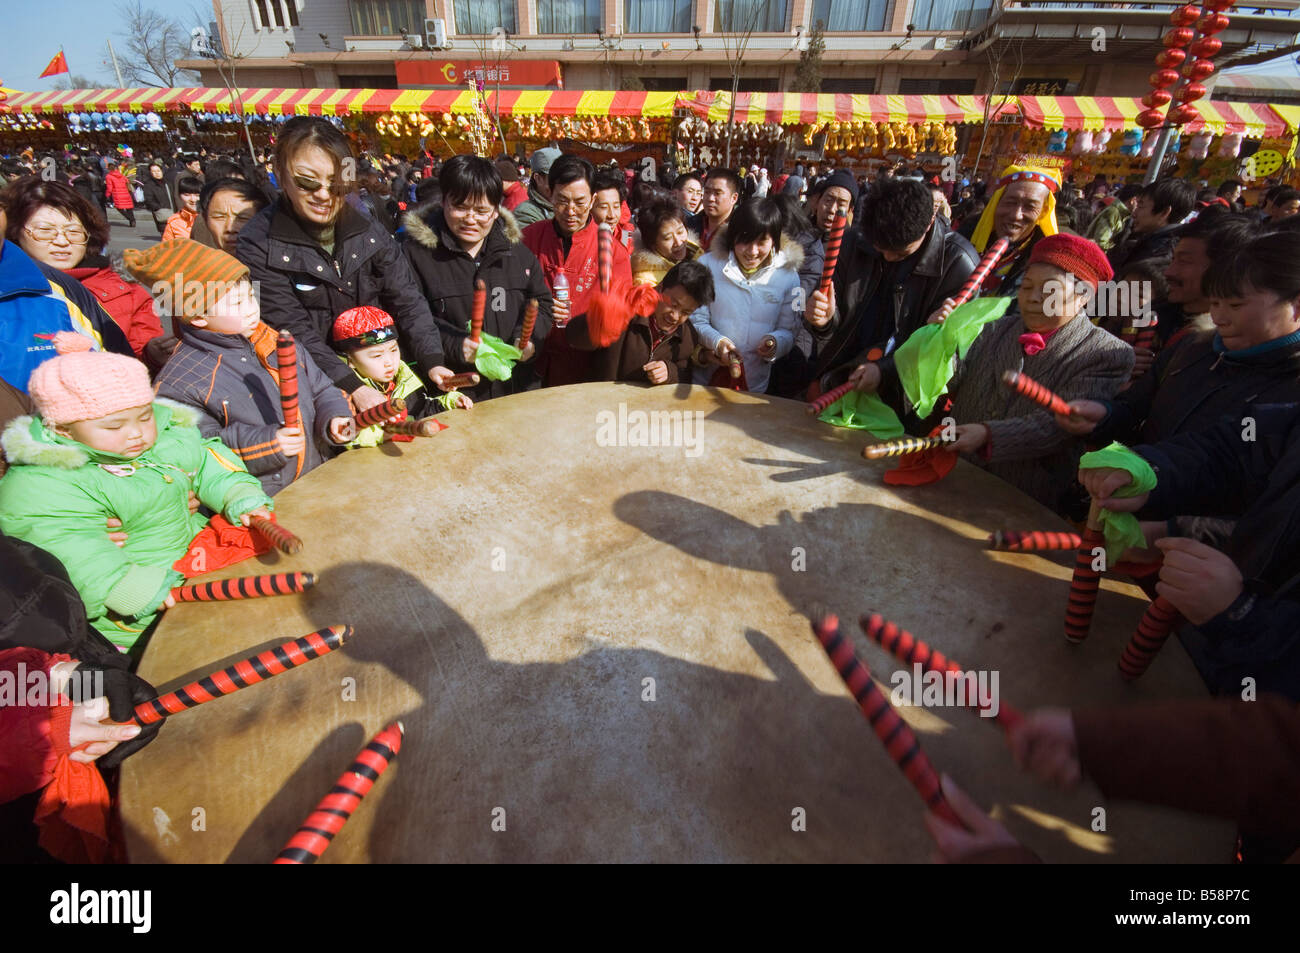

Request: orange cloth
left=34, top=703, right=112, bottom=864
left=882, top=426, right=958, bottom=486
left=247, top=321, right=281, bottom=384
left=172, top=514, right=272, bottom=578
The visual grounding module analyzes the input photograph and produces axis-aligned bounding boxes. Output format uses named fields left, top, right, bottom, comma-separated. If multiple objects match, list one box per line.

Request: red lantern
left=1137, top=109, right=1167, bottom=130
left=1188, top=36, right=1222, bottom=58
left=1195, top=13, right=1230, bottom=34
left=1162, top=27, right=1196, bottom=47
left=1201, top=0, right=1235, bottom=10
left=1167, top=104, right=1201, bottom=126
left=1176, top=82, right=1207, bottom=103
left=1182, top=58, right=1216, bottom=81
left=1149, top=69, right=1181, bottom=89
left=1142, top=89, right=1173, bottom=108
left=1168, top=4, right=1200, bottom=25
left=1154, top=49, right=1187, bottom=69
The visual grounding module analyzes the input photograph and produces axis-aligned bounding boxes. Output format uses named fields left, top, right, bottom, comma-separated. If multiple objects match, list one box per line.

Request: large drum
left=121, top=384, right=1232, bottom=862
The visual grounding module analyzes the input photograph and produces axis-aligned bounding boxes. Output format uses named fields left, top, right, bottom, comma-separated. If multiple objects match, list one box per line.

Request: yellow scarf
left=970, top=164, right=1061, bottom=253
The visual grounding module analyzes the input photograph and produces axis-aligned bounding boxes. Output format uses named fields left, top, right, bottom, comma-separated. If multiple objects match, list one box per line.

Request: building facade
left=179, top=0, right=1300, bottom=98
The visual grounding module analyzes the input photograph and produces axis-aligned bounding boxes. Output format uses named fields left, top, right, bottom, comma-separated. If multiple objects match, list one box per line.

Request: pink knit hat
left=28, top=352, right=155, bottom=426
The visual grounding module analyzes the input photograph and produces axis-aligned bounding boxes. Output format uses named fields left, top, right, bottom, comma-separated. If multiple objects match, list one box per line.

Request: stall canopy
left=1, top=87, right=201, bottom=113
left=1017, top=95, right=1286, bottom=138
left=679, top=92, right=1003, bottom=125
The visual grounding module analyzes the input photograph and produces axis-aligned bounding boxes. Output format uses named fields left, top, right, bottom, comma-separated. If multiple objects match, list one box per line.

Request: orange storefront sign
left=396, top=60, right=562, bottom=89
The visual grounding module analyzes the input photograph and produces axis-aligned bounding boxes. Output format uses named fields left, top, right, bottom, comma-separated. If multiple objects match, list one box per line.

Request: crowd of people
left=1, top=120, right=1298, bottom=864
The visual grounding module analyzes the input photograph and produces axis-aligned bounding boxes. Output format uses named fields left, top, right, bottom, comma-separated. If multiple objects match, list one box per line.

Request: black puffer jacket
left=236, top=199, right=445, bottom=394
left=402, top=203, right=552, bottom=403
left=137, top=175, right=173, bottom=213
left=813, top=217, right=978, bottom=385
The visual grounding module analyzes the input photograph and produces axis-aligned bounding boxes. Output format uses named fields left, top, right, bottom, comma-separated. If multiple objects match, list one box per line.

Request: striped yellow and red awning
left=0, top=87, right=201, bottom=113
left=1018, top=95, right=1285, bottom=138
left=187, top=87, right=394, bottom=115
left=680, top=92, right=999, bottom=125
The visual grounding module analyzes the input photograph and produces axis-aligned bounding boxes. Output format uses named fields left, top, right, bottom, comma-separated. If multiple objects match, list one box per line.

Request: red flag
left=39, top=51, right=69, bottom=78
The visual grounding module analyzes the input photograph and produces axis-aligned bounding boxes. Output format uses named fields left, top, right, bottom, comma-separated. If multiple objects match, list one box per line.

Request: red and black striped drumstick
left=1065, top=503, right=1105, bottom=644
left=442, top=372, right=480, bottom=389
left=276, top=330, right=304, bottom=479
left=353, top=397, right=407, bottom=429
left=250, top=515, right=304, bottom=556
left=1002, top=370, right=1073, bottom=417
left=811, top=614, right=963, bottom=826
left=470, top=278, right=486, bottom=344
left=859, top=613, right=1024, bottom=733
left=806, top=381, right=855, bottom=416
left=383, top=417, right=447, bottom=437
left=597, top=223, right=613, bottom=293
left=951, top=237, right=1010, bottom=306
left=987, top=530, right=1083, bottom=552
left=1117, top=596, right=1182, bottom=681
left=132, top=624, right=353, bottom=726
left=517, top=297, right=538, bottom=350
left=170, top=572, right=315, bottom=603
left=818, top=212, right=847, bottom=297
left=863, top=435, right=953, bottom=460
left=273, top=721, right=404, bottom=865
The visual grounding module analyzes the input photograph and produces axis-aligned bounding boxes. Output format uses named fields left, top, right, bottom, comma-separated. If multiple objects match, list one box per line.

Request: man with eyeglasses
left=672, top=173, right=704, bottom=216
left=522, top=154, right=633, bottom=387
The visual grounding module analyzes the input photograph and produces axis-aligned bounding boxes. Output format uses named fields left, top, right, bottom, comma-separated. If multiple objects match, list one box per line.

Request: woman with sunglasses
left=236, top=117, right=454, bottom=414
left=2, top=177, right=162, bottom=360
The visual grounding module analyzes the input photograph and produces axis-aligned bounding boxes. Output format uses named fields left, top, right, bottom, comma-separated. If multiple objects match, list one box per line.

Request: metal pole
left=1143, top=126, right=1176, bottom=184
left=106, top=39, right=125, bottom=87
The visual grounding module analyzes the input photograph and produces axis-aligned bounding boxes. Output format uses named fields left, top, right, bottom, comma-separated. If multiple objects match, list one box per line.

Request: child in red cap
left=331, top=306, right=471, bottom=448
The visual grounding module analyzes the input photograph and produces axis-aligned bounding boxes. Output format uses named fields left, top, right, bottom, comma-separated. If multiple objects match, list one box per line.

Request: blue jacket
left=0, top=240, right=133, bottom=392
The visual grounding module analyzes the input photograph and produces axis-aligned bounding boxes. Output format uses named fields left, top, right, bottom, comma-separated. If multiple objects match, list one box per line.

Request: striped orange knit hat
left=123, top=240, right=250, bottom=319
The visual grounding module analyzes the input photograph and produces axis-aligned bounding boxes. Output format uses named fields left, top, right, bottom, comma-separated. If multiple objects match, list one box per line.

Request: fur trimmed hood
left=630, top=233, right=703, bottom=278
left=706, top=220, right=805, bottom=273
left=2, top=398, right=200, bottom=470
left=402, top=202, right=523, bottom=252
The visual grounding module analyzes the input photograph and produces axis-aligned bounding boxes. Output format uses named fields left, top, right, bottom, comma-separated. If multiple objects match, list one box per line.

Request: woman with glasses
left=403, top=155, right=552, bottom=403
left=2, top=177, right=162, bottom=360
left=236, top=116, right=454, bottom=415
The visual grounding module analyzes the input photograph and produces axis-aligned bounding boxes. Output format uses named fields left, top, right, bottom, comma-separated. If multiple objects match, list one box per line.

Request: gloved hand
left=68, top=662, right=161, bottom=768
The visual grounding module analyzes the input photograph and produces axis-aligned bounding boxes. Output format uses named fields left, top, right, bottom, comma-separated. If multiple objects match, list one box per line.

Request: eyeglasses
left=291, top=174, right=348, bottom=196
left=553, top=196, right=591, bottom=213
left=24, top=223, right=88, bottom=244
left=449, top=205, right=497, bottom=222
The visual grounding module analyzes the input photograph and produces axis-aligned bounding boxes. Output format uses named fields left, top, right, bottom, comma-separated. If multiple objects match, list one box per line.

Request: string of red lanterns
left=1138, top=1, right=1236, bottom=131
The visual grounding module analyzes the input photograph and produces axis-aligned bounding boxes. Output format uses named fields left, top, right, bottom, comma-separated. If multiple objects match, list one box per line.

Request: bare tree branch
left=106, top=0, right=200, bottom=87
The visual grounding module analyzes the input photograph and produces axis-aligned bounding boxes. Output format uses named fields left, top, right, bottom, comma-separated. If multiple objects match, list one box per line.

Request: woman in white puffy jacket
left=689, top=198, right=804, bottom=393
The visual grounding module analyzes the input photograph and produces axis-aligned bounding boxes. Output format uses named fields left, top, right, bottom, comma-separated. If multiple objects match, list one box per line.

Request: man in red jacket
left=522, top=155, right=632, bottom=387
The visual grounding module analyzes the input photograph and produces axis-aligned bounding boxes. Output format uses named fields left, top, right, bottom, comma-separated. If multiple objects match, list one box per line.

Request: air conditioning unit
left=407, top=33, right=424, bottom=49
left=933, top=37, right=948, bottom=51
left=426, top=18, right=448, bottom=49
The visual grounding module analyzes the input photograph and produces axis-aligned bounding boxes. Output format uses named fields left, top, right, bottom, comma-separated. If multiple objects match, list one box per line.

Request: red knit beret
left=1027, top=233, right=1113, bottom=289
left=331, top=306, right=396, bottom=351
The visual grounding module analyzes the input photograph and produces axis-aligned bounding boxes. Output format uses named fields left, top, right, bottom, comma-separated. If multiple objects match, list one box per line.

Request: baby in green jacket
left=0, top=347, right=272, bottom=652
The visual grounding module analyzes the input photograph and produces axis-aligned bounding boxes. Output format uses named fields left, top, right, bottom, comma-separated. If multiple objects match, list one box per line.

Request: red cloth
left=707, top=361, right=748, bottom=391
left=67, top=266, right=164, bottom=360
left=1017, top=324, right=1064, bottom=356
left=523, top=216, right=633, bottom=386
left=502, top=180, right=528, bottom=212
left=883, top=426, right=958, bottom=486
left=172, top=514, right=272, bottom=578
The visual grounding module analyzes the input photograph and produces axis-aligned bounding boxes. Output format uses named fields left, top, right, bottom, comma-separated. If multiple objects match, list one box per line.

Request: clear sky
left=1, top=1, right=1295, bottom=92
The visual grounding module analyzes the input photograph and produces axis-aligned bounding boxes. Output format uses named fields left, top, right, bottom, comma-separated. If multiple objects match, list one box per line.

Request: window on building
left=349, top=0, right=425, bottom=35
left=252, top=0, right=270, bottom=29
left=709, top=76, right=780, bottom=92
left=809, top=0, right=886, bottom=31
left=821, top=78, right=877, bottom=93
left=454, top=0, right=520, bottom=35
left=714, top=0, right=789, bottom=34
left=642, top=76, right=689, bottom=91
left=339, top=73, right=401, bottom=88
left=899, top=78, right=977, bottom=94
left=626, top=0, right=693, bottom=33
left=539, top=0, right=602, bottom=34
left=910, top=0, right=995, bottom=31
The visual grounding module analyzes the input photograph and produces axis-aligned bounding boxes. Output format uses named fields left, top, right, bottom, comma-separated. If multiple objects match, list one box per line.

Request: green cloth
left=1079, top=441, right=1159, bottom=564
left=470, top=328, right=522, bottom=382
left=893, top=296, right=1014, bottom=418
left=818, top=390, right=905, bottom=438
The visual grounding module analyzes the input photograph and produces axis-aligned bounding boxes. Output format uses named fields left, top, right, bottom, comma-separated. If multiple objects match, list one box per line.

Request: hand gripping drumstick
left=859, top=613, right=1024, bottom=733
left=442, top=372, right=480, bottom=389
left=819, top=212, right=847, bottom=297
left=863, top=435, right=953, bottom=460
left=597, top=223, right=613, bottom=293
left=273, top=721, right=404, bottom=865
left=806, top=381, right=855, bottom=416
left=1064, top=502, right=1105, bottom=644
left=250, top=515, right=303, bottom=556
left=383, top=417, right=447, bottom=438
left=811, top=614, right=963, bottom=826
left=987, top=530, right=1083, bottom=552
left=1002, top=370, right=1073, bottom=417
left=353, top=397, right=407, bottom=429
left=276, top=330, right=305, bottom=479
left=517, top=298, right=538, bottom=350
left=170, top=572, right=315, bottom=603
left=133, top=624, right=353, bottom=725
left=1117, top=596, right=1182, bottom=681
left=950, top=237, right=1011, bottom=307
left=470, top=279, right=486, bottom=344
left=727, top=350, right=743, bottom=380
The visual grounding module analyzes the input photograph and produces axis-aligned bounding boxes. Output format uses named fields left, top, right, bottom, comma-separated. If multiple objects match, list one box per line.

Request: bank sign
left=396, top=60, right=563, bottom=88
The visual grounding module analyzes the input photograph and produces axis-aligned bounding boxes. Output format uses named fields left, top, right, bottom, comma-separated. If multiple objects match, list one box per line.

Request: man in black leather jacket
left=806, top=178, right=978, bottom=389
